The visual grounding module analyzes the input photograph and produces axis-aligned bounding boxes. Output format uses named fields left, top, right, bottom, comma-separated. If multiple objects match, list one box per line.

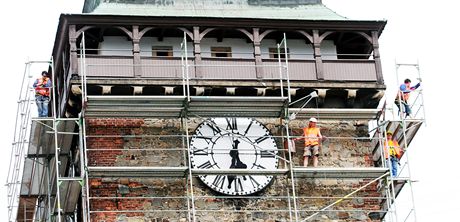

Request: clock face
left=189, top=118, right=279, bottom=195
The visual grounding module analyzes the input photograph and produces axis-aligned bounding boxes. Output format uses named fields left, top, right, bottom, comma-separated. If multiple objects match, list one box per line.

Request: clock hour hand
left=229, top=139, right=247, bottom=169
left=228, top=140, right=247, bottom=188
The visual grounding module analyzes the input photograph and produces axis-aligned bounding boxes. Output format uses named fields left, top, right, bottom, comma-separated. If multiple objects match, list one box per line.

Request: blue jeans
left=395, top=100, right=411, bottom=117
left=36, top=95, right=49, bottom=117
left=389, top=157, right=399, bottom=177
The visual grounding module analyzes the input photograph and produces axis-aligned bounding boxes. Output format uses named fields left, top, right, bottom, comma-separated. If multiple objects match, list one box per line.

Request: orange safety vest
left=384, top=140, right=401, bottom=159
left=35, top=78, right=50, bottom=97
left=395, top=83, right=414, bottom=102
left=395, top=91, right=410, bottom=102
left=302, top=127, right=320, bottom=146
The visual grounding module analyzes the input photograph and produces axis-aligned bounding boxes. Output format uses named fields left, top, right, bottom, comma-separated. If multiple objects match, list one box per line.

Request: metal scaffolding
left=6, top=60, right=85, bottom=222
left=7, top=34, right=424, bottom=222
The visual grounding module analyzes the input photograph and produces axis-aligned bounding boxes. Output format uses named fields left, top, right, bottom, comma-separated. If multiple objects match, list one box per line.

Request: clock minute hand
left=228, top=139, right=249, bottom=188
left=233, top=140, right=247, bottom=169
left=229, top=139, right=240, bottom=168
left=227, top=140, right=238, bottom=188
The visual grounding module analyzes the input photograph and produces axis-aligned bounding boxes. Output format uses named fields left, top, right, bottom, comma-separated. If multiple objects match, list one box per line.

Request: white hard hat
left=309, top=117, right=318, bottom=123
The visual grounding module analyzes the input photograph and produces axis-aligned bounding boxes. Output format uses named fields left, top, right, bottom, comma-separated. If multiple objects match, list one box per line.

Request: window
left=152, top=46, right=173, bottom=57
left=269, top=48, right=290, bottom=59
left=211, top=47, right=232, bottom=58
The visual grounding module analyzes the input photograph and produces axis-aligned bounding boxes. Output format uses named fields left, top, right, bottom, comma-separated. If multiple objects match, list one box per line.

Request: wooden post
left=372, top=31, right=384, bottom=84
left=132, top=25, right=142, bottom=77
left=313, top=30, right=324, bottom=80
left=69, top=25, right=78, bottom=75
left=193, top=26, right=202, bottom=78
left=253, top=28, right=264, bottom=79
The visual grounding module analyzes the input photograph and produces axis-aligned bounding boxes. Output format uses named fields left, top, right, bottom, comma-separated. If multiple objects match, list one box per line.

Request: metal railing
left=8, top=33, right=423, bottom=222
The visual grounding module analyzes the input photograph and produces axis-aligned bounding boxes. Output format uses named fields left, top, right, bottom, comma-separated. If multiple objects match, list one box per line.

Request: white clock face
left=189, top=118, right=279, bottom=195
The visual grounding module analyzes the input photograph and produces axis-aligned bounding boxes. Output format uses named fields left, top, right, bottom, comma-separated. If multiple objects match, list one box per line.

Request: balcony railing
left=323, top=60, right=377, bottom=81
left=77, top=55, right=378, bottom=82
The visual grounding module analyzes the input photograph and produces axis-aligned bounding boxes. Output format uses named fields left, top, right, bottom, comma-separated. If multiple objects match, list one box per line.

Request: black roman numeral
left=207, top=122, right=222, bottom=135
left=255, top=134, right=269, bottom=144
left=230, top=177, right=244, bottom=193
left=192, top=148, right=208, bottom=156
left=197, top=161, right=214, bottom=169
left=212, top=175, right=226, bottom=189
left=259, top=150, right=272, bottom=158
left=248, top=176, right=260, bottom=188
left=226, top=118, right=238, bottom=131
left=243, top=120, right=253, bottom=136
left=194, top=136, right=213, bottom=145
left=254, top=164, right=266, bottom=169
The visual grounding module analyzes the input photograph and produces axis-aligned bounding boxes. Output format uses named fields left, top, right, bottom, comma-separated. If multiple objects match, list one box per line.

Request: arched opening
left=75, top=26, right=134, bottom=77
left=321, top=32, right=372, bottom=59
left=77, top=26, right=133, bottom=56
left=139, top=27, right=193, bottom=78
left=260, top=30, right=315, bottom=81
left=139, top=27, right=192, bottom=58
left=200, top=28, right=254, bottom=59
left=260, top=30, right=313, bottom=60
left=198, top=28, right=256, bottom=79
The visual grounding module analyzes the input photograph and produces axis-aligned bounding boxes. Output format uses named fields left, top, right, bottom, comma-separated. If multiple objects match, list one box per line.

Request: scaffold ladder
left=6, top=59, right=52, bottom=222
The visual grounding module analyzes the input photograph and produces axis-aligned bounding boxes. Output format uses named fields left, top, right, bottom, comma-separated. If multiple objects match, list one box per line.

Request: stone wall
left=86, top=118, right=382, bottom=222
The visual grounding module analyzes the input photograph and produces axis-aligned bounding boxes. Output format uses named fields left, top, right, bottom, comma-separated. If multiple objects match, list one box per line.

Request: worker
left=33, top=71, right=52, bottom=117
left=384, top=131, right=403, bottom=177
left=395, top=78, right=420, bottom=118
left=295, top=117, right=323, bottom=167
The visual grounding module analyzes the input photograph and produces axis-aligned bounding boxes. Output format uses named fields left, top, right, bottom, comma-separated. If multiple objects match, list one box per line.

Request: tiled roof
left=83, top=0, right=348, bottom=21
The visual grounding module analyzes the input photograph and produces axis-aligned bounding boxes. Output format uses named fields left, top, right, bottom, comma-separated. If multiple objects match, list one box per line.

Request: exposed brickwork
left=86, top=118, right=144, bottom=167
left=86, top=118, right=144, bottom=128
left=86, top=118, right=384, bottom=221
left=89, top=178, right=188, bottom=221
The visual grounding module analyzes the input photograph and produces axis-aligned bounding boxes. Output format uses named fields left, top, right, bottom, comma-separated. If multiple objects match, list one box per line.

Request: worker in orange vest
left=295, top=117, right=323, bottom=167
left=384, top=131, right=403, bottom=176
left=33, top=71, right=52, bottom=117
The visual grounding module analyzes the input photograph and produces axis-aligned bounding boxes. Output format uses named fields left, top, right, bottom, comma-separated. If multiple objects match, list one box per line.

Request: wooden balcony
left=77, top=55, right=379, bottom=82
left=323, top=60, right=377, bottom=81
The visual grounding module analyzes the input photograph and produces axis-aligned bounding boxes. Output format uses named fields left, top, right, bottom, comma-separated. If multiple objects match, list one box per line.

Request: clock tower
left=8, top=0, right=423, bottom=222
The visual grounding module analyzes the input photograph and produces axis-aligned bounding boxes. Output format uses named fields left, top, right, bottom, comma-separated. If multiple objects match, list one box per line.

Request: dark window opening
left=152, top=46, right=173, bottom=57
left=211, top=47, right=232, bottom=58
left=269, top=48, right=290, bottom=59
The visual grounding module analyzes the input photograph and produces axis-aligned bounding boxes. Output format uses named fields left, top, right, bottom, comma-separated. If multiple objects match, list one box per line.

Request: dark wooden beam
left=97, top=27, right=105, bottom=42
left=217, top=29, right=225, bottom=42
left=340, top=34, right=362, bottom=45
left=158, top=28, right=165, bottom=41
left=336, top=32, right=344, bottom=44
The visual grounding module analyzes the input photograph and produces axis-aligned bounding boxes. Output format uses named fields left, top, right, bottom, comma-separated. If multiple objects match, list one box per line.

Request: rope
left=300, top=172, right=389, bottom=221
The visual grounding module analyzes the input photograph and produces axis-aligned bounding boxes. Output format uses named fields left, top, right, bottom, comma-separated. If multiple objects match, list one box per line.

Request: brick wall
left=86, top=118, right=383, bottom=222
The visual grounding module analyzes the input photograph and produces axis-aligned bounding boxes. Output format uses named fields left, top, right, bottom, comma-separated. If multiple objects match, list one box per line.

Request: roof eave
left=60, top=13, right=386, bottom=33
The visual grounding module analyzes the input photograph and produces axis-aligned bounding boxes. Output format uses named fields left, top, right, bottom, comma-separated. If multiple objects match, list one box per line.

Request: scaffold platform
left=27, top=118, right=75, bottom=157
left=188, top=96, right=288, bottom=118
left=85, top=95, right=187, bottom=118
left=292, top=167, right=389, bottom=178
left=372, top=119, right=423, bottom=165
left=288, top=108, right=381, bottom=120
left=86, top=166, right=389, bottom=179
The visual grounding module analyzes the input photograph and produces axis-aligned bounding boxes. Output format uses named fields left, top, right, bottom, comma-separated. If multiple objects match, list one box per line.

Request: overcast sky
left=0, top=0, right=458, bottom=221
